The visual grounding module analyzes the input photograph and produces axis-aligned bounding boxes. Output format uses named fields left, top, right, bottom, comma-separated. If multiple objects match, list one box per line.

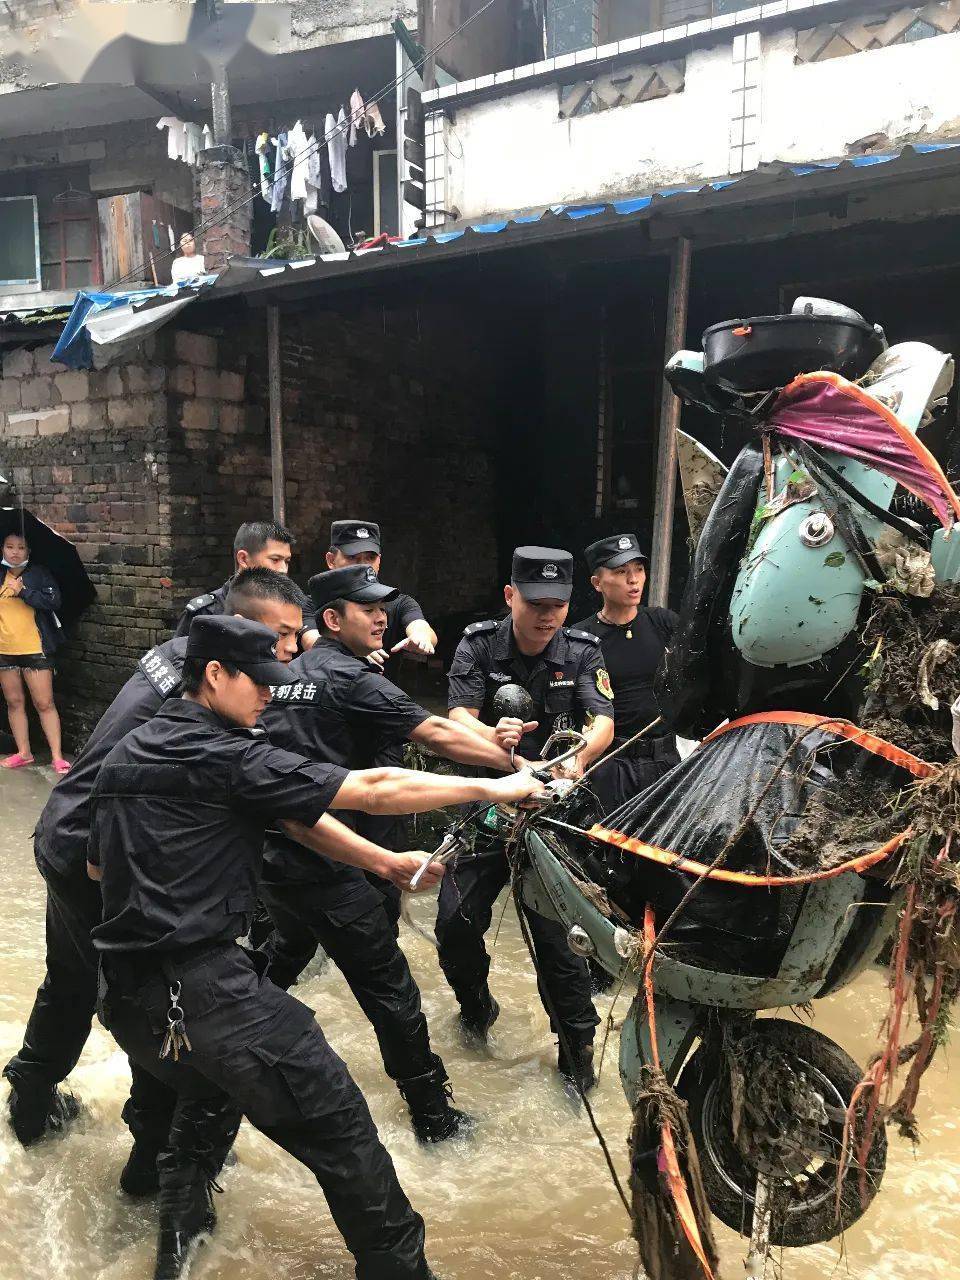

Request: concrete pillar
left=196, top=145, right=251, bottom=269
left=546, top=0, right=599, bottom=56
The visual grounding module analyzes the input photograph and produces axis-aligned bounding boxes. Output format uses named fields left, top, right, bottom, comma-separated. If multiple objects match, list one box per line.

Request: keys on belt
left=159, top=980, right=192, bottom=1061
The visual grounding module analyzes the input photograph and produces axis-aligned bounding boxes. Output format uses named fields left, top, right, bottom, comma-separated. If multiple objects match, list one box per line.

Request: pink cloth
left=768, top=376, right=960, bottom=528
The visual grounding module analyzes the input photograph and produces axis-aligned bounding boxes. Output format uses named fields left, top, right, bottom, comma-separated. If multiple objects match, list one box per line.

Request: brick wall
left=0, top=340, right=173, bottom=744
left=166, top=301, right=503, bottom=622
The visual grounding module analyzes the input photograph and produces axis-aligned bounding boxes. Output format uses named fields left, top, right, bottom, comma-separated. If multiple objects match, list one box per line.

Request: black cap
left=309, top=565, right=398, bottom=611
left=330, top=519, right=381, bottom=556
left=511, top=545, right=574, bottom=602
left=584, top=533, right=647, bottom=573
left=186, top=615, right=296, bottom=685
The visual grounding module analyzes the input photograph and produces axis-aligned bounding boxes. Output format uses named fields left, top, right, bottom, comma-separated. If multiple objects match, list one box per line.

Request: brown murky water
left=0, top=766, right=957, bottom=1280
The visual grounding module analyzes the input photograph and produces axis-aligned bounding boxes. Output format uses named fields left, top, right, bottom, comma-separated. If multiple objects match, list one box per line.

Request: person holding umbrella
left=0, top=530, right=70, bottom=773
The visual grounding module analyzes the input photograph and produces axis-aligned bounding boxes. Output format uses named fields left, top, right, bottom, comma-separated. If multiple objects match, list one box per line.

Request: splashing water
left=0, top=768, right=956, bottom=1279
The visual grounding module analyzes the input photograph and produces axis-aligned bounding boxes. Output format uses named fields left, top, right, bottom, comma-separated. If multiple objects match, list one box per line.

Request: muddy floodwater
left=1, top=766, right=957, bottom=1280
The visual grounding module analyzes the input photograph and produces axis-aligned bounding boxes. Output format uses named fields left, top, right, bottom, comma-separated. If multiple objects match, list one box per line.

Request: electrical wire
left=103, top=0, right=504, bottom=290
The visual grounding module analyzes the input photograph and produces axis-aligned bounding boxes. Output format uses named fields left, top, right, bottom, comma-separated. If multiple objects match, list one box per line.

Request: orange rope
left=590, top=714, right=937, bottom=889
left=642, top=906, right=716, bottom=1280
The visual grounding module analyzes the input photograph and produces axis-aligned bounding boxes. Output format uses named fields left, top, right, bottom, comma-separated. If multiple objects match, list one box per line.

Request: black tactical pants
left=4, top=857, right=176, bottom=1143
left=259, top=879, right=436, bottom=1084
left=100, top=942, right=430, bottom=1280
left=435, top=847, right=599, bottom=1045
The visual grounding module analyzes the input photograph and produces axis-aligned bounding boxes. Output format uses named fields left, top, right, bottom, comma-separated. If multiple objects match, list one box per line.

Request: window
left=0, top=196, right=40, bottom=286
left=39, top=205, right=100, bottom=290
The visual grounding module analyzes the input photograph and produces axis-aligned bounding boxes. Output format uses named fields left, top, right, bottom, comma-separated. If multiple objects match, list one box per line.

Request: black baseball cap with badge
left=584, top=533, right=647, bottom=573
left=186, top=615, right=296, bottom=685
left=330, top=519, right=382, bottom=556
left=511, top=545, right=574, bottom=601
left=309, top=565, right=399, bottom=610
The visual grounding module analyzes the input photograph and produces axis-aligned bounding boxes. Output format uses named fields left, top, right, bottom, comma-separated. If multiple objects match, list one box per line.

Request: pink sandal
left=52, top=758, right=71, bottom=775
left=2, top=752, right=35, bottom=769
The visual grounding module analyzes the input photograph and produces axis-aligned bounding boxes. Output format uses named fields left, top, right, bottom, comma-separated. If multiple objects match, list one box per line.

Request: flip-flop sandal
left=1, top=753, right=35, bottom=769
left=52, top=758, right=72, bottom=775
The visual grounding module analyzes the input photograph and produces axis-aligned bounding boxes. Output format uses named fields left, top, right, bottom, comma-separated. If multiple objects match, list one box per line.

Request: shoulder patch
left=596, top=668, right=614, bottom=700
left=185, top=593, right=216, bottom=614
left=463, top=619, right=498, bottom=637
left=564, top=628, right=602, bottom=645
left=139, top=646, right=182, bottom=698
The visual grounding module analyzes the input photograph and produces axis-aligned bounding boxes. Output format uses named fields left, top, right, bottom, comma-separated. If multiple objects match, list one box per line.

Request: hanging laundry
left=183, top=122, right=203, bottom=166
left=202, top=123, right=213, bottom=150
left=328, top=109, right=347, bottom=194
left=156, top=117, right=187, bottom=162
left=167, top=225, right=176, bottom=252
left=255, top=132, right=273, bottom=201
left=349, top=89, right=364, bottom=147
left=304, top=130, right=324, bottom=215
left=364, top=98, right=386, bottom=138
left=270, top=131, right=291, bottom=213
left=287, top=120, right=310, bottom=203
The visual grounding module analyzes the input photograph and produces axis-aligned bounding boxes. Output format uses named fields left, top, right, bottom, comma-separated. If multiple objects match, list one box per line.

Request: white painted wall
left=443, top=28, right=960, bottom=222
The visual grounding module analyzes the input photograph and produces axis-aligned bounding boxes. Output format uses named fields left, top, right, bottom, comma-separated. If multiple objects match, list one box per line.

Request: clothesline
left=255, top=85, right=386, bottom=215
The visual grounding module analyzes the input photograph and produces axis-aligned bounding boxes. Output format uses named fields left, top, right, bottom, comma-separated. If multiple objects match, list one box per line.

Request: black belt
left=612, top=735, right=678, bottom=762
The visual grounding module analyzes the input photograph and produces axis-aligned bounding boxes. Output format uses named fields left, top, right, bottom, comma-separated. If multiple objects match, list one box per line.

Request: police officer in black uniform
left=321, top=519, right=438, bottom=921
left=91, top=615, right=544, bottom=1279
left=572, top=534, right=680, bottom=814
left=322, top=520, right=437, bottom=668
left=442, top=546, right=615, bottom=1090
left=3, top=569, right=304, bottom=1175
left=174, top=520, right=316, bottom=639
left=259, top=565, right=524, bottom=1143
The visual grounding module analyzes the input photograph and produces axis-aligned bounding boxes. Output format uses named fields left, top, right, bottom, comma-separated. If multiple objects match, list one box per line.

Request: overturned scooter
left=463, top=301, right=960, bottom=1279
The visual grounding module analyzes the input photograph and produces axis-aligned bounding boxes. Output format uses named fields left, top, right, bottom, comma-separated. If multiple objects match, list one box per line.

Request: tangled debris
left=859, top=584, right=960, bottom=763
left=781, top=770, right=909, bottom=871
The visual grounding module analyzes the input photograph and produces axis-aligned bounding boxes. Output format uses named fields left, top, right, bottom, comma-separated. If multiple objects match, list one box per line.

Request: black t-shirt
left=259, top=637, right=430, bottom=882
left=91, top=699, right=347, bottom=953
left=447, top=619, right=614, bottom=757
left=572, top=607, right=676, bottom=741
left=35, top=637, right=187, bottom=879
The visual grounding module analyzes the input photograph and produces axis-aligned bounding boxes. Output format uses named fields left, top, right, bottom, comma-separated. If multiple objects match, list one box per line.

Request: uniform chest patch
left=548, top=678, right=574, bottom=688
left=596, top=668, right=614, bottom=700
left=487, top=671, right=512, bottom=683
left=269, top=681, right=318, bottom=703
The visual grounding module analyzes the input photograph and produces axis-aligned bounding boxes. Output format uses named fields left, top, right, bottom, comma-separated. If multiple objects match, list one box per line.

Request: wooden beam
left=267, top=304, right=285, bottom=524
left=648, top=235, right=692, bottom=607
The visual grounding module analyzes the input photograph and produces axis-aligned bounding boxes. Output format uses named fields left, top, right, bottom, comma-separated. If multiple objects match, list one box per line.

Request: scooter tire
left=676, top=1017, right=886, bottom=1248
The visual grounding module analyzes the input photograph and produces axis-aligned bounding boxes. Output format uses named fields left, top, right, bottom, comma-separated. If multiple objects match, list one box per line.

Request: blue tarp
left=52, top=280, right=216, bottom=369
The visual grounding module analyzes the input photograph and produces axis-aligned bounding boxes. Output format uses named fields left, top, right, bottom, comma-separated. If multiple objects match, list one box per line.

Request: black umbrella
left=0, top=506, right=97, bottom=629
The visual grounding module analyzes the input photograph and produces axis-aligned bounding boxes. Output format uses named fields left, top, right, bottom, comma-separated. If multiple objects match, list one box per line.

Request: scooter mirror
left=491, top=683, right=536, bottom=723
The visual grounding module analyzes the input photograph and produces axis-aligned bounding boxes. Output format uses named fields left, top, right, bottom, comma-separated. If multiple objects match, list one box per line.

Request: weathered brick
left=2, top=413, right=38, bottom=437
left=168, top=364, right=195, bottom=396
left=194, top=366, right=221, bottom=399
left=174, top=330, right=218, bottom=367
left=2, top=347, right=33, bottom=378
left=0, top=379, right=20, bottom=409
left=54, top=371, right=90, bottom=402
left=181, top=399, right=218, bottom=430
left=20, top=376, right=58, bottom=409
left=37, top=408, right=70, bottom=436
left=220, top=370, right=245, bottom=401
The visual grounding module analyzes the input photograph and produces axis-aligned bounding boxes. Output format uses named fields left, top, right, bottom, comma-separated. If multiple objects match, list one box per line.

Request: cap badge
left=541, top=563, right=558, bottom=579
left=355, top=527, right=370, bottom=538
left=365, top=567, right=377, bottom=582
left=270, top=643, right=278, bottom=658
left=617, top=536, right=633, bottom=550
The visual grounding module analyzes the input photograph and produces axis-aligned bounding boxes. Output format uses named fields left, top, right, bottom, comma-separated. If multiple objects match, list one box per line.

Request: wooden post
left=648, top=235, right=692, bottom=608
left=267, top=304, right=285, bottom=525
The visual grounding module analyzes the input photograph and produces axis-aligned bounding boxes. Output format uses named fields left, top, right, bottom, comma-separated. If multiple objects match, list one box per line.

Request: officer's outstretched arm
left=329, top=765, right=547, bottom=814
left=410, top=716, right=518, bottom=771
left=281, top=815, right=443, bottom=892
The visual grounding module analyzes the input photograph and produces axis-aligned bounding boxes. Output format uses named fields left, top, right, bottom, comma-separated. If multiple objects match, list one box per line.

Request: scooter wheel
left=676, top=1017, right=886, bottom=1247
